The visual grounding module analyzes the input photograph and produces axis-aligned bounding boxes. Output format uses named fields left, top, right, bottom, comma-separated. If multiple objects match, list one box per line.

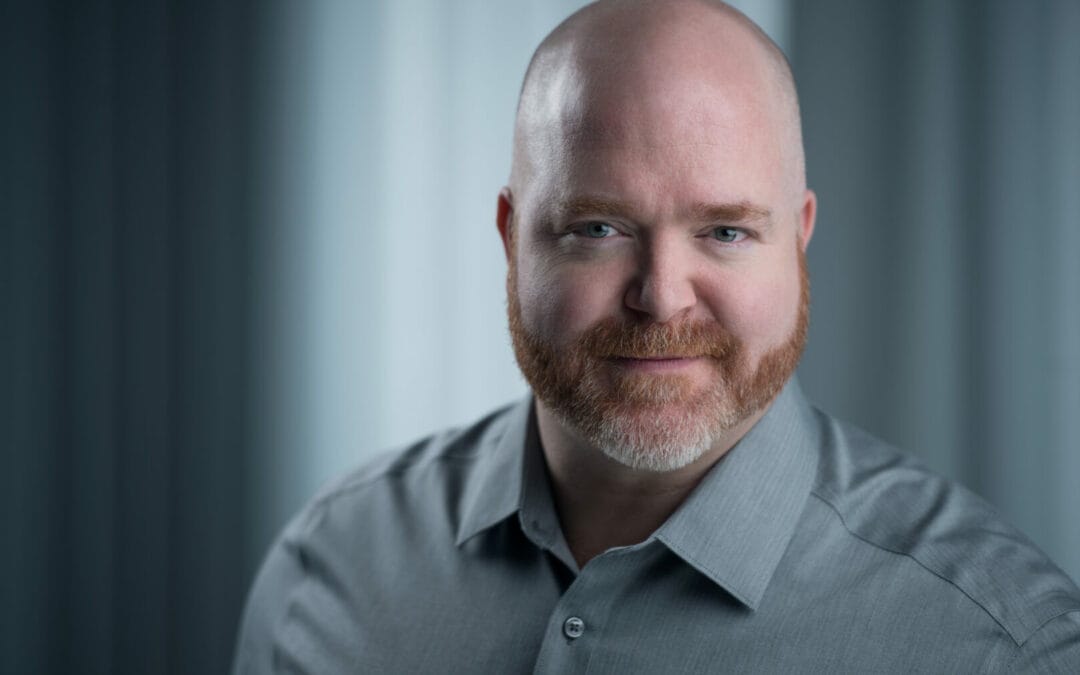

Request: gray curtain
left=794, top=0, right=1080, bottom=580
left=2, top=1, right=257, bottom=672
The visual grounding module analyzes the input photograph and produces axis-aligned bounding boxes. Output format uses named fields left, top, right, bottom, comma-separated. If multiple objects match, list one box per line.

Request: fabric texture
left=233, top=381, right=1080, bottom=673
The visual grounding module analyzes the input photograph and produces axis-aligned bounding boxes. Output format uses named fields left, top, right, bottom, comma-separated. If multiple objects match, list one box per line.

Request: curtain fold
left=3, top=1, right=255, bottom=672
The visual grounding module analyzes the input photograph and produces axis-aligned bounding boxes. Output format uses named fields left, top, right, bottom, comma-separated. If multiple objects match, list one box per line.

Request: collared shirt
left=233, top=381, right=1080, bottom=673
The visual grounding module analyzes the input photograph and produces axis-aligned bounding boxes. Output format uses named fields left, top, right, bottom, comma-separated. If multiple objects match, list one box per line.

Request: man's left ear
left=798, top=189, right=817, bottom=251
left=496, top=187, right=515, bottom=261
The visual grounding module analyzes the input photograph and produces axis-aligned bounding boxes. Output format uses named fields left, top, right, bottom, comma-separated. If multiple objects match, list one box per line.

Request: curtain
left=793, top=0, right=1080, bottom=579
left=3, top=1, right=255, bottom=672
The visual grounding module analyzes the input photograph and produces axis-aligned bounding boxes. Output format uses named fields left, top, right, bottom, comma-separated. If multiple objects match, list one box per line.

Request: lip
left=609, top=356, right=704, bottom=373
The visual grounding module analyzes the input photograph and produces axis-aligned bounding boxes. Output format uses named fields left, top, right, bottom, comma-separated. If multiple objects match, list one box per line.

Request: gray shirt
left=233, top=381, right=1080, bottom=673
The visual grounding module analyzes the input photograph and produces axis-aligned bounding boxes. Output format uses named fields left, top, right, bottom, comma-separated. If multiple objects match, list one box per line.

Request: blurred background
left=3, top=0, right=1078, bottom=672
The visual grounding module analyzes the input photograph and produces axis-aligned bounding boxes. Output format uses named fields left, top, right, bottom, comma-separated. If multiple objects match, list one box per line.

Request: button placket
left=534, top=548, right=647, bottom=673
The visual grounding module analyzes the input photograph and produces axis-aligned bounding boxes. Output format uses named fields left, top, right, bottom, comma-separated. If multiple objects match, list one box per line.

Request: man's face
left=504, top=57, right=813, bottom=472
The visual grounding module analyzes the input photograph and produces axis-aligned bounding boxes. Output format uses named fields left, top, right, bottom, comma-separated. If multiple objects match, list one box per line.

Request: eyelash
left=574, top=221, right=619, bottom=239
left=709, top=227, right=748, bottom=244
left=568, top=221, right=750, bottom=246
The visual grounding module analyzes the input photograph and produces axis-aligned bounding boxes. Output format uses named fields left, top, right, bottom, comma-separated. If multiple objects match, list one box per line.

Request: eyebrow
left=688, top=201, right=772, bottom=225
left=556, top=196, right=772, bottom=226
left=557, top=197, right=636, bottom=220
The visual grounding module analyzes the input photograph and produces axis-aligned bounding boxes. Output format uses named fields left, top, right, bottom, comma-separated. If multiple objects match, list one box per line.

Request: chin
left=565, top=397, right=738, bottom=473
left=592, top=422, right=715, bottom=473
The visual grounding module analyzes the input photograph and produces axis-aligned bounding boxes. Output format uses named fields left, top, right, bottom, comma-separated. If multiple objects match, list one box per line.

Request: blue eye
left=581, top=222, right=615, bottom=238
left=712, top=227, right=743, bottom=243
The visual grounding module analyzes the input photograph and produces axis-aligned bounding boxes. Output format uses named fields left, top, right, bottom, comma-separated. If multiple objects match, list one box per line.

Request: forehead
left=521, top=75, right=785, bottom=217
left=526, top=25, right=782, bottom=145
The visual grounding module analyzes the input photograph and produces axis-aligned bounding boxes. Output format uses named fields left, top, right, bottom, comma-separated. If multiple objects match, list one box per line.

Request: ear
left=798, top=189, right=817, bottom=251
left=496, top=187, right=515, bottom=261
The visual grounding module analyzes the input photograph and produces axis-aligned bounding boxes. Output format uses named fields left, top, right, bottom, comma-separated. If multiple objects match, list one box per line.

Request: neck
left=536, top=401, right=764, bottom=569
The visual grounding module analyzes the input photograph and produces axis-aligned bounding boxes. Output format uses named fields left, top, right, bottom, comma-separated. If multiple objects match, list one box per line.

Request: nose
left=623, top=236, right=697, bottom=323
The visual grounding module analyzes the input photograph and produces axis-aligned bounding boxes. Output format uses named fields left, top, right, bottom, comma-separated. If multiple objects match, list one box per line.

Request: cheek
left=701, top=263, right=801, bottom=347
left=516, top=254, right=627, bottom=343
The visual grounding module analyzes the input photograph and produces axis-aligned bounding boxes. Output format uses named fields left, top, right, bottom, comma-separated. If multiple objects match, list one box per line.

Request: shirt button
left=563, top=616, right=585, bottom=639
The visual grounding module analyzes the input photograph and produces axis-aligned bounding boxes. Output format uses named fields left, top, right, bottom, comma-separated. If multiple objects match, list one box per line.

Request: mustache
left=577, top=318, right=741, bottom=361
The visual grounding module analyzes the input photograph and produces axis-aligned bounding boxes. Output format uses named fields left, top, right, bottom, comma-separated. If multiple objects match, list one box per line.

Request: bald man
left=234, top=2, right=1080, bottom=672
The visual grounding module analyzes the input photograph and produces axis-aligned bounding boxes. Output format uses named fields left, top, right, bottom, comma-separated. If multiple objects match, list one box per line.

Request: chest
left=273, top=527, right=1007, bottom=673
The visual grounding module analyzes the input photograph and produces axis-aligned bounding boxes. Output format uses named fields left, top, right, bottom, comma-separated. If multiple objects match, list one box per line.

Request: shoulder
left=809, top=408, right=1080, bottom=650
left=232, top=399, right=523, bottom=674
left=286, top=398, right=521, bottom=539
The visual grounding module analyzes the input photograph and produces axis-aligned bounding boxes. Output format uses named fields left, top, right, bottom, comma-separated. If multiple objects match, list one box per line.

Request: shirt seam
left=305, top=402, right=522, bottom=517
left=299, top=416, right=516, bottom=543
left=809, top=489, right=1023, bottom=647
left=283, top=450, right=483, bottom=544
left=318, top=438, right=498, bottom=510
left=268, top=539, right=315, bottom=673
left=1018, top=608, right=1080, bottom=647
left=1002, top=609, right=1080, bottom=671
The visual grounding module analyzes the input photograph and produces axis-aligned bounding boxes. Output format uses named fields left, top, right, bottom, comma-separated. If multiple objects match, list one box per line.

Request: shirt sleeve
left=1004, top=610, right=1080, bottom=673
left=231, top=524, right=308, bottom=675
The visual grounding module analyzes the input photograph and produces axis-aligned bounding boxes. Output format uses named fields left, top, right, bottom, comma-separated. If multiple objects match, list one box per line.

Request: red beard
left=507, top=244, right=809, bottom=471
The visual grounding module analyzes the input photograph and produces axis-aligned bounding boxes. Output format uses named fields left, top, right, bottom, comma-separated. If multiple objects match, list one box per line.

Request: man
left=234, top=1, right=1080, bottom=672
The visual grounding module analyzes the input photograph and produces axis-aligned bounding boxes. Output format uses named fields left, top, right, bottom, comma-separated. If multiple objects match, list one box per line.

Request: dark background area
left=3, top=1, right=255, bottom=672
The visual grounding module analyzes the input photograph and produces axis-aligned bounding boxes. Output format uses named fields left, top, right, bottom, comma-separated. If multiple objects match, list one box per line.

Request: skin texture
left=497, top=0, right=817, bottom=567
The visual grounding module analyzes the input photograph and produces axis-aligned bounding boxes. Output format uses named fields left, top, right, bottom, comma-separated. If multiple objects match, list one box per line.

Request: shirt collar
left=454, top=395, right=533, bottom=547
left=454, top=394, right=578, bottom=571
left=455, top=380, right=821, bottom=612
left=655, top=378, right=820, bottom=610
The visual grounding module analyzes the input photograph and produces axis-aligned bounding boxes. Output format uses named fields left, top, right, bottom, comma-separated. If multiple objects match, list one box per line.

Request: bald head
left=509, top=0, right=805, bottom=210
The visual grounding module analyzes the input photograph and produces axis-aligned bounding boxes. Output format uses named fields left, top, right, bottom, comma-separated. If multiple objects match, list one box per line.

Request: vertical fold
left=112, top=0, right=174, bottom=671
left=65, top=0, right=117, bottom=672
